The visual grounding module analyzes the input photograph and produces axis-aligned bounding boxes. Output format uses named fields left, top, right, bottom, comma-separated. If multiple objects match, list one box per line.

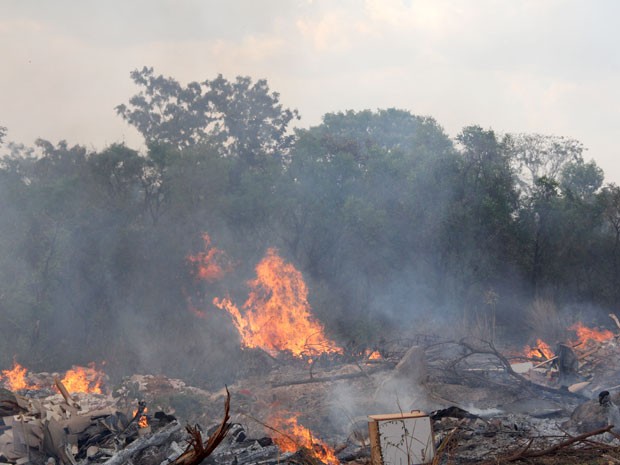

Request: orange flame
left=132, top=407, right=149, bottom=428
left=523, top=323, right=614, bottom=359
left=268, top=412, right=338, bottom=465
left=524, top=339, right=555, bottom=359
left=569, top=322, right=614, bottom=345
left=1, top=360, right=35, bottom=391
left=367, top=350, right=382, bottom=360
left=61, top=364, right=104, bottom=394
left=213, top=248, right=342, bottom=358
left=187, top=233, right=232, bottom=282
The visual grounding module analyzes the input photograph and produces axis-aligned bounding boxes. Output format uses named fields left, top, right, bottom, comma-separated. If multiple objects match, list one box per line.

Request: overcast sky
left=2, top=0, right=619, bottom=181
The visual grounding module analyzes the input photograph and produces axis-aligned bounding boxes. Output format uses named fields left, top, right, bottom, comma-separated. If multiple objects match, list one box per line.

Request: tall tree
left=116, top=67, right=299, bottom=167
left=506, top=133, right=585, bottom=198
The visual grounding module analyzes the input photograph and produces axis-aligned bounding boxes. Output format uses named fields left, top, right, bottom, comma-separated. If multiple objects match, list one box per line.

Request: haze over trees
left=0, top=69, right=616, bottom=386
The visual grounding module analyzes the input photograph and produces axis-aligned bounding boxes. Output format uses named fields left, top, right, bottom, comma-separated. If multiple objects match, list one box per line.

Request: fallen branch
left=458, top=338, right=587, bottom=400
left=171, top=386, right=231, bottom=465
left=272, top=364, right=393, bottom=388
left=493, top=425, right=613, bottom=463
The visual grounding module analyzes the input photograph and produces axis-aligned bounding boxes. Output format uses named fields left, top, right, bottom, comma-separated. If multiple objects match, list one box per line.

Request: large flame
left=1, top=361, right=35, bottom=391
left=268, top=412, right=338, bottom=465
left=569, top=322, right=614, bottom=345
left=213, top=248, right=342, bottom=358
left=61, top=364, right=104, bottom=394
left=187, top=233, right=232, bottom=282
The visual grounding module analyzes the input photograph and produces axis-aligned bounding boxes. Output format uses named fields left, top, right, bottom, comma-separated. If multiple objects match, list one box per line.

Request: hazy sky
left=2, top=0, right=619, bottom=181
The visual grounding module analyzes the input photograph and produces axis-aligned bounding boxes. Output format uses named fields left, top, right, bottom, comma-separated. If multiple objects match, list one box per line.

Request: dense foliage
left=0, top=70, right=617, bottom=385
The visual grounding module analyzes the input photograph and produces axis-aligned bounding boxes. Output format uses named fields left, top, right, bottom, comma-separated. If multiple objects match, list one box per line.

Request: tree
left=506, top=133, right=585, bottom=198
left=449, top=126, right=522, bottom=319
left=116, top=67, right=299, bottom=167
left=598, top=184, right=620, bottom=304
left=559, top=159, right=604, bottom=201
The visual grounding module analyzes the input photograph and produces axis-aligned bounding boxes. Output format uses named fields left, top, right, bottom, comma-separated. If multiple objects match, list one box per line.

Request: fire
left=367, top=350, right=382, bottom=360
left=268, top=412, right=338, bottom=464
left=569, top=322, right=614, bottom=345
left=61, top=364, right=104, bottom=394
left=1, top=360, right=35, bottom=391
left=524, top=339, right=555, bottom=359
left=187, top=233, right=232, bottom=282
left=132, top=407, right=149, bottom=428
left=523, top=322, right=615, bottom=360
left=213, top=248, right=342, bottom=358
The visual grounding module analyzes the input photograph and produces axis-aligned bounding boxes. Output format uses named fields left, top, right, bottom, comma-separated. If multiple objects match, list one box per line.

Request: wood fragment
left=54, top=376, right=80, bottom=409
left=609, top=313, right=620, bottom=331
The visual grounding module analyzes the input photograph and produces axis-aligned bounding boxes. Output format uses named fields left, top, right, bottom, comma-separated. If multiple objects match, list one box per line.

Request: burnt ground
left=114, top=334, right=620, bottom=465
left=5, top=335, right=620, bottom=464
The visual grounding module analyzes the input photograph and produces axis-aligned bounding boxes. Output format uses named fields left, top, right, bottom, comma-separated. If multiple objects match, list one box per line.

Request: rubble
left=3, top=323, right=620, bottom=465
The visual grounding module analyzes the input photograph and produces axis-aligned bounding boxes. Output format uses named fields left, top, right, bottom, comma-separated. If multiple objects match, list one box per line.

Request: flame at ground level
left=522, top=323, right=615, bottom=359
left=213, top=248, right=342, bottom=358
left=1, top=361, right=35, bottom=391
left=132, top=407, right=149, bottom=428
left=569, top=322, right=614, bottom=345
left=268, top=412, right=338, bottom=465
left=524, top=339, right=555, bottom=359
left=61, top=364, right=104, bottom=394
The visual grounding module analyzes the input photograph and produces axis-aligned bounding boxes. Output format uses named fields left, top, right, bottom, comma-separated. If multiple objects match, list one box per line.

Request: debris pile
left=4, top=318, right=620, bottom=464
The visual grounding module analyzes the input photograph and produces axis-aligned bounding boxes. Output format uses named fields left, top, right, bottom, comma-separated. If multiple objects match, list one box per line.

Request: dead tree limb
left=458, top=338, right=587, bottom=400
left=170, top=386, right=231, bottom=465
left=271, top=364, right=392, bottom=388
left=490, top=425, right=614, bottom=463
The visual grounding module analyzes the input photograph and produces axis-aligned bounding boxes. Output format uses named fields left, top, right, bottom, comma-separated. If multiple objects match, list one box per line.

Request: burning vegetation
left=188, top=237, right=342, bottom=359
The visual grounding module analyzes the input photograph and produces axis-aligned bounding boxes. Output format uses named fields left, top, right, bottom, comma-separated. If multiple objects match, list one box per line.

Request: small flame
left=213, top=248, right=342, bottom=358
left=61, top=364, right=104, bottom=394
left=367, top=350, right=382, bottom=360
left=569, top=322, right=614, bottom=345
left=524, top=339, right=555, bottom=359
left=1, top=360, right=35, bottom=391
left=268, top=412, right=338, bottom=465
left=132, top=407, right=149, bottom=428
left=187, top=233, right=232, bottom=282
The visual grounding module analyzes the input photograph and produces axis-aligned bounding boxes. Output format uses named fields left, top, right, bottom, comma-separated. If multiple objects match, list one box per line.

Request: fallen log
left=272, top=364, right=393, bottom=388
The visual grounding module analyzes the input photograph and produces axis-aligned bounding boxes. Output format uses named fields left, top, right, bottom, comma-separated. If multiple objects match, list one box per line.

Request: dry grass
left=525, top=298, right=569, bottom=344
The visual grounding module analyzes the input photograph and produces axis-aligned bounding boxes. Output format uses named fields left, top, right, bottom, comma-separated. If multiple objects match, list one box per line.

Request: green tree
left=506, top=133, right=585, bottom=198
left=116, top=67, right=299, bottom=167
left=559, top=159, right=604, bottom=201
